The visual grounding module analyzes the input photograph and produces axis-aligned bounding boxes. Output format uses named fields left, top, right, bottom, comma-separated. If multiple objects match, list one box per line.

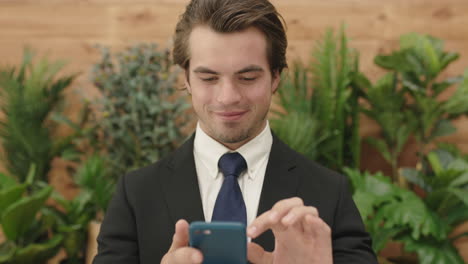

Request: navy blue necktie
left=212, top=152, right=247, bottom=225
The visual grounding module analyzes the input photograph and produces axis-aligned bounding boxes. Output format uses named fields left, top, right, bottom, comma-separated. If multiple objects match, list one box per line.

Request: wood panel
left=1, top=0, right=468, bottom=262
left=0, top=0, right=467, bottom=154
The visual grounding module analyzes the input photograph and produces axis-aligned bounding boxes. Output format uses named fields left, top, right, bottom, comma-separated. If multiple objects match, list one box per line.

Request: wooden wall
left=1, top=0, right=467, bottom=168
left=1, top=0, right=468, bottom=262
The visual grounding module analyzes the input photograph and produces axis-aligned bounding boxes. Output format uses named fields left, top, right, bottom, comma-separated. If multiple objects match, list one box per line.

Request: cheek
left=247, top=85, right=272, bottom=105
left=191, top=87, right=212, bottom=107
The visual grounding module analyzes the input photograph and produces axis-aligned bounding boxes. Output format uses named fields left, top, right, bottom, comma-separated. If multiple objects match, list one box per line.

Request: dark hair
left=173, top=0, right=288, bottom=74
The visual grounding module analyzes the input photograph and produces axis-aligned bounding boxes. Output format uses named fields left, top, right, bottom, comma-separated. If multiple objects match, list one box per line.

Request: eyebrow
left=192, top=65, right=264, bottom=75
left=236, top=65, right=264, bottom=74
left=193, top=66, right=218, bottom=74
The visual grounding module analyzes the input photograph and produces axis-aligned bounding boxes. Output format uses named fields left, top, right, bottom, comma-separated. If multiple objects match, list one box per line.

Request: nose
left=216, top=79, right=242, bottom=105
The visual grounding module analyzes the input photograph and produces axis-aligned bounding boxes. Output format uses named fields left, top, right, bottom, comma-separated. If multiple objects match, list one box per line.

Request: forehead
left=188, top=25, right=269, bottom=72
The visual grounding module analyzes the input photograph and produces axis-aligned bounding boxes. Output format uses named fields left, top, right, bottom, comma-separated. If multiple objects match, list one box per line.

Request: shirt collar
left=193, top=122, right=273, bottom=180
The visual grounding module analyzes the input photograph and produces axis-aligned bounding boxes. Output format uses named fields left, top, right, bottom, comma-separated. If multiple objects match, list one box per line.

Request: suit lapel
left=160, top=134, right=205, bottom=223
left=253, top=133, right=299, bottom=251
left=159, top=132, right=299, bottom=250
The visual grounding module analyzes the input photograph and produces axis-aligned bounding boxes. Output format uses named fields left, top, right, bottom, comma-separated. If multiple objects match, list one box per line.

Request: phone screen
left=189, top=221, right=247, bottom=264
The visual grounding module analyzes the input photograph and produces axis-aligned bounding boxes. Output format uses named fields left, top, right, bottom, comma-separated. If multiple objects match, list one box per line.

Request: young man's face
left=186, top=25, right=280, bottom=149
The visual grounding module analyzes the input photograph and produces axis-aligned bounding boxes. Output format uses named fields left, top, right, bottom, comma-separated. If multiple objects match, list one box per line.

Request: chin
left=214, top=129, right=250, bottom=145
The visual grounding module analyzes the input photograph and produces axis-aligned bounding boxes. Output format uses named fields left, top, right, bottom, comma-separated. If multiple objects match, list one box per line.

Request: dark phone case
left=189, top=221, right=247, bottom=264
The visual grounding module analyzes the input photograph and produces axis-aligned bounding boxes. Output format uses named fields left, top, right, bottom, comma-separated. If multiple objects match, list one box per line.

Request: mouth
left=214, top=110, right=248, bottom=121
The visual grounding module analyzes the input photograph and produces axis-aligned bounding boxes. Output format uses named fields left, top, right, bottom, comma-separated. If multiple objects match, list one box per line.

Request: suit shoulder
left=275, top=136, right=344, bottom=184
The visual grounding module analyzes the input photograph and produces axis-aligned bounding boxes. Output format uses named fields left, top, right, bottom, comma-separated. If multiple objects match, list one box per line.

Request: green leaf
left=431, top=76, right=462, bottom=97
left=0, top=173, right=17, bottom=189
left=444, top=71, right=468, bottom=116
left=429, top=119, right=456, bottom=140
left=365, top=137, right=392, bottom=163
left=25, top=164, right=36, bottom=185
left=271, top=111, right=324, bottom=160
left=377, top=191, right=447, bottom=240
left=0, top=241, right=16, bottom=263
left=374, top=51, right=413, bottom=72
left=0, top=184, right=27, bottom=217
left=371, top=227, right=403, bottom=253
left=402, top=236, right=465, bottom=264
left=50, top=113, right=80, bottom=130
left=400, top=168, right=430, bottom=191
left=352, top=191, right=377, bottom=220
left=0, top=186, right=52, bottom=241
left=12, top=235, right=63, bottom=264
left=427, top=152, right=443, bottom=175
left=439, top=52, right=460, bottom=72
left=449, top=188, right=468, bottom=207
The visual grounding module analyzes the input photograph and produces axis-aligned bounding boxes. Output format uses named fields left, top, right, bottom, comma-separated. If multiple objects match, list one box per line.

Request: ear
left=271, top=70, right=280, bottom=94
left=184, top=69, right=192, bottom=94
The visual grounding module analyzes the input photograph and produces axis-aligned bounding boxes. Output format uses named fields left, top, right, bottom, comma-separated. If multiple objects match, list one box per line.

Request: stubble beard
left=206, top=110, right=268, bottom=146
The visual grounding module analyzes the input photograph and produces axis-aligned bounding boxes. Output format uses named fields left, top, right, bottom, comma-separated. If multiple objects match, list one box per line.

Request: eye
left=240, top=77, right=257, bottom=81
left=201, top=76, right=218, bottom=82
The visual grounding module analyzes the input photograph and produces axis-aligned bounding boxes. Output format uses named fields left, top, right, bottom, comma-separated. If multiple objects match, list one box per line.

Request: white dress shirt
left=193, top=121, right=273, bottom=225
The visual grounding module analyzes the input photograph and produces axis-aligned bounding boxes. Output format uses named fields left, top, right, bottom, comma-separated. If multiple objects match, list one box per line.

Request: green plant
left=41, top=155, right=113, bottom=263
left=73, top=154, right=114, bottom=216
left=271, top=26, right=362, bottom=170
left=0, top=167, right=63, bottom=264
left=359, top=73, right=416, bottom=186
left=46, top=191, right=94, bottom=264
left=370, top=33, right=468, bottom=168
left=90, top=44, right=191, bottom=179
left=345, top=146, right=468, bottom=263
left=0, top=49, right=88, bottom=183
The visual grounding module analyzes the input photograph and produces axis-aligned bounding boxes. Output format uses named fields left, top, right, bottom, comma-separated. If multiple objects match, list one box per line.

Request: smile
left=214, top=111, right=248, bottom=121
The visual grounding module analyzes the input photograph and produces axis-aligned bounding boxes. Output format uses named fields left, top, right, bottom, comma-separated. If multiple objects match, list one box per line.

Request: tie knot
left=218, top=152, right=247, bottom=178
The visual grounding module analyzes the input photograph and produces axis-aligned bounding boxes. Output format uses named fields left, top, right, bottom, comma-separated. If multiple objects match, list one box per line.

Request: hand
left=161, top=219, right=203, bottom=264
left=247, top=197, right=332, bottom=264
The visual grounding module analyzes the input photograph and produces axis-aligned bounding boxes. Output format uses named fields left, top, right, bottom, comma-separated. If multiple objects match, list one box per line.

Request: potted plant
left=271, top=26, right=362, bottom=171
left=0, top=166, right=63, bottom=264
left=0, top=49, right=90, bottom=185
left=89, top=44, right=191, bottom=181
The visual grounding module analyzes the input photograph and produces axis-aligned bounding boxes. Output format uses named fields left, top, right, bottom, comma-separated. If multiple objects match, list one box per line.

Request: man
left=94, top=0, right=377, bottom=263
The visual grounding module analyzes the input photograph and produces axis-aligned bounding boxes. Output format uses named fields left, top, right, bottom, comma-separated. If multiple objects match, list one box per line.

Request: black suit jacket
left=94, top=134, right=377, bottom=263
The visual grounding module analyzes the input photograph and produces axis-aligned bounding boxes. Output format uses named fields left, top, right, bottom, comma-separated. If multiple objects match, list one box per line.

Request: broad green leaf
left=431, top=76, right=462, bottom=96
left=1, top=186, right=52, bottom=241
left=444, top=72, right=468, bottom=116
left=400, top=168, right=429, bottom=192
left=449, top=188, right=468, bottom=207
left=12, top=235, right=63, bottom=264
left=377, top=191, right=447, bottom=240
left=374, top=51, right=413, bottom=72
left=429, top=119, right=456, bottom=140
left=363, top=172, right=394, bottom=196
left=0, top=173, right=17, bottom=189
left=0, top=184, right=27, bottom=217
left=402, top=236, right=465, bottom=264
left=352, top=191, right=377, bottom=220
left=439, top=52, right=460, bottom=72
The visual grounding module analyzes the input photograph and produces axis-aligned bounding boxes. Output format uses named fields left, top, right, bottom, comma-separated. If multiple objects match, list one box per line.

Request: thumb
left=248, top=241, right=273, bottom=264
left=168, top=219, right=190, bottom=252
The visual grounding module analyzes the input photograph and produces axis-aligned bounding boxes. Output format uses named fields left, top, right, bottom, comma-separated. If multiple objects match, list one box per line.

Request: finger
left=281, top=206, right=318, bottom=226
left=162, top=247, right=203, bottom=264
left=248, top=197, right=304, bottom=238
left=169, top=219, right=190, bottom=252
left=247, top=242, right=273, bottom=264
left=302, top=214, right=331, bottom=240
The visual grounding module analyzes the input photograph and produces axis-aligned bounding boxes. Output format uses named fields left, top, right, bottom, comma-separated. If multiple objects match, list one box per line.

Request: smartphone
left=189, top=221, right=247, bottom=264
